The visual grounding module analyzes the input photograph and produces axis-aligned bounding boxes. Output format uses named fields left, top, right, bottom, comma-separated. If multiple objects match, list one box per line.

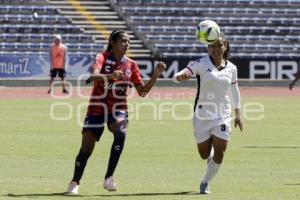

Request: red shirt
left=87, top=51, right=143, bottom=115
left=50, top=43, right=67, bottom=69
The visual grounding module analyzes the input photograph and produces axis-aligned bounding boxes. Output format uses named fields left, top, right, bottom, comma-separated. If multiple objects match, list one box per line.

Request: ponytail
left=220, top=32, right=230, bottom=60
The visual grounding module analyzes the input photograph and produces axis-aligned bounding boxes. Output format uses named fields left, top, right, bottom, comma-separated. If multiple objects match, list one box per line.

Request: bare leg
left=61, top=77, right=68, bottom=93
left=197, top=137, right=213, bottom=160
left=211, top=135, right=228, bottom=164
left=48, top=77, right=54, bottom=93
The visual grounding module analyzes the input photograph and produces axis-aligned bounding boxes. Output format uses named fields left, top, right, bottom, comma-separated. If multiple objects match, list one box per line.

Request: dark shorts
left=50, top=69, right=66, bottom=78
left=82, top=111, right=128, bottom=141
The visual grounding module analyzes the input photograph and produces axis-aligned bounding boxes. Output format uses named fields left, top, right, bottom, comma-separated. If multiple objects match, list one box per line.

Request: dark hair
left=106, top=30, right=126, bottom=52
left=220, top=32, right=230, bottom=60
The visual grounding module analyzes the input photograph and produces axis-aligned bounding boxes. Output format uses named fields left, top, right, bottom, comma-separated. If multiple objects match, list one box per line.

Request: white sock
left=208, top=147, right=214, bottom=160
left=202, top=158, right=221, bottom=184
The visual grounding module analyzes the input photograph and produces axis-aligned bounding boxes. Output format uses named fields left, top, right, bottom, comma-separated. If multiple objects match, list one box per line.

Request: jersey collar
left=108, top=53, right=128, bottom=66
left=208, top=56, right=227, bottom=71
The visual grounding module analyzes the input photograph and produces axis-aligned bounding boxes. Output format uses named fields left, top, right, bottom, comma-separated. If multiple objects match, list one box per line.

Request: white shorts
left=193, top=115, right=232, bottom=144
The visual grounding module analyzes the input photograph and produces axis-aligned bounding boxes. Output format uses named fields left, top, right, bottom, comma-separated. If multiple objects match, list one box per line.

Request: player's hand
left=85, top=69, right=104, bottom=84
left=111, top=70, right=124, bottom=80
left=153, top=62, right=166, bottom=78
left=289, top=82, right=295, bottom=90
left=177, top=73, right=191, bottom=81
left=93, top=68, right=100, bottom=74
left=234, top=117, right=243, bottom=132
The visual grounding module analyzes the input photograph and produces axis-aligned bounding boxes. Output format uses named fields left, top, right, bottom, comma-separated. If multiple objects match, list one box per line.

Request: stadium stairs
left=48, top=0, right=152, bottom=57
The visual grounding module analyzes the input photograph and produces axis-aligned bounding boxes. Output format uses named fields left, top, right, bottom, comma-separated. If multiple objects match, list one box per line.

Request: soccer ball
left=196, top=20, right=221, bottom=45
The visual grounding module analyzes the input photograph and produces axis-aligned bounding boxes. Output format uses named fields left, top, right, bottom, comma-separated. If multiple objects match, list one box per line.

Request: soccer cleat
left=66, top=181, right=79, bottom=195
left=200, top=182, right=210, bottom=194
left=103, top=176, right=117, bottom=191
left=47, top=89, right=51, bottom=94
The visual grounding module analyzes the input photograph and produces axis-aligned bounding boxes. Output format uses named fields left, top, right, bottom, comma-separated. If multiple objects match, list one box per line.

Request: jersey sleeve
left=187, top=60, right=202, bottom=75
left=230, top=82, right=241, bottom=109
left=231, top=65, right=238, bottom=84
left=130, top=62, right=144, bottom=86
left=92, top=53, right=105, bottom=71
left=230, top=65, right=241, bottom=109
left=172, top=59, right=202, bottom=83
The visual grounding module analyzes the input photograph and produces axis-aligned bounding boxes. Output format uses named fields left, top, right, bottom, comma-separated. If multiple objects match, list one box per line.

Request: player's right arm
left=173, top=68, right=193, bottom=82
left=87, top=70, right=124, bottom=83
left=289, top=72, right=300, bottom=90
left=173, top=60, right=199, bottom=83
left=86, top=53, right=124, bottom=84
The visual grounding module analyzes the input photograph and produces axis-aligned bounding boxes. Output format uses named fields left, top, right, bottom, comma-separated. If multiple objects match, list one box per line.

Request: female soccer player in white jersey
left=173, top=33, right=243, bottom=194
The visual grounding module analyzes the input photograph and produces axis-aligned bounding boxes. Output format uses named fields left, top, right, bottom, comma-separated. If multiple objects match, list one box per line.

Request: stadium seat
left=0, top=0, right=99, bottom=55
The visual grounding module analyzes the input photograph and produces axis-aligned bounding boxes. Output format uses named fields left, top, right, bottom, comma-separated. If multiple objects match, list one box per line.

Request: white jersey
left=187, top=56, right=240, bottom=120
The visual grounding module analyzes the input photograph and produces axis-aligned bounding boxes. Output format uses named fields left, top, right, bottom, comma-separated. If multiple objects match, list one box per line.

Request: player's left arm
left=135, top=62, right=166, bottom=97
left=233, top=107, right=243, bottom=132
left=63, top=45, right=67, bottom=69
left=49, top=46, right=53, bottom=69
left=230, top=67, right=243, bottom=132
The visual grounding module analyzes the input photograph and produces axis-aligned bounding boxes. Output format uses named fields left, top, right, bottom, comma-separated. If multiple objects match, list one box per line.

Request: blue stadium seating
left=112, top=0, right=300, bottom=6
left=0, top=1, right=100, bottom=55
left=112, top=0, right=300, bottom=58
left=1, top=0, right=299, bottom=58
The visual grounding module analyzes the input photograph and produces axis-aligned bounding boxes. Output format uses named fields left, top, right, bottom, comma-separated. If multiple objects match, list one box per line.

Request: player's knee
left=213, top=151, right=225, bottom=164
left=76, top=149, right=92, bottom=164
left=113, top=120, right=127, bottom=141
left=199, top=151, right=210, bottom=160
left=81, top=139, right=95, bottom=153
left=112, top=126, right=126, bottom=153
left=81, top=144, right=94, bottom=154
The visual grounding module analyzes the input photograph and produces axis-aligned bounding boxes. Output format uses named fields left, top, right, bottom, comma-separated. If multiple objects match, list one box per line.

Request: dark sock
left=105, top=130, right=126, bottom=179
left=71, top=149, right=91, bottom=184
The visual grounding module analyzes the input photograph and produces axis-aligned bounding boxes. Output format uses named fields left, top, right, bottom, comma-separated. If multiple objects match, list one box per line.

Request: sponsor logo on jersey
left=105, top=65, right=111, bottom=72
left=106, top=59, right=116, bottom=65
left=105, top=83, right=127, bottom=92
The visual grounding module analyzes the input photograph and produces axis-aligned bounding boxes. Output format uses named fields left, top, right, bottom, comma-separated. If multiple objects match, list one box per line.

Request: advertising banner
left=1, top=54, right=299, bottom=80
left=0, top=54, right=93, bottom=78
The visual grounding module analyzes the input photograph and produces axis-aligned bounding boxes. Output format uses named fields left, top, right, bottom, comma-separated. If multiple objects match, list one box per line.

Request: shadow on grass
left=5, top=191, right=199, bottom=198
left=285, top=183, right=300, bottom=186
left=5, top=193, right=76, bottom=197
left=242, top=146, right=300, bottom=149
left=95, top=191, right=199, bottom=197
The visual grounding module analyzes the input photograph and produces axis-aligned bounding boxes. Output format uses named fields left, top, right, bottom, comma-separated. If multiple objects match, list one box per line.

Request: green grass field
left=0, top=96, right=300, bottom=200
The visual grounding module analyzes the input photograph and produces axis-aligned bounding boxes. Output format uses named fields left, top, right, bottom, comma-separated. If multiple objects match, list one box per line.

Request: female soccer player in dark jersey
left=66, top=30, right=166, bottom=194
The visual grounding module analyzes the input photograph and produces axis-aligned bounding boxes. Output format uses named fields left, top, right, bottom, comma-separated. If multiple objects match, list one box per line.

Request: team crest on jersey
left=125, top=69, right=131, bottom=77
